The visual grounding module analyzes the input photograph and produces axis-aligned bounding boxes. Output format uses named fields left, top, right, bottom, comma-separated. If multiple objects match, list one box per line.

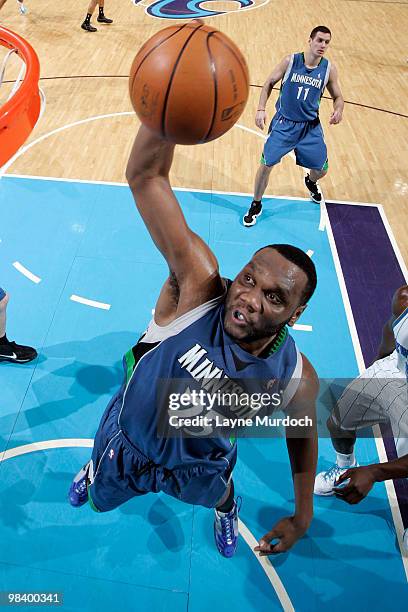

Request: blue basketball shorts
left=0, top=287, right=6, bottom=301
left=87, top=394, right=235, bottom=512
left=262, top=113, right=328, bottom=171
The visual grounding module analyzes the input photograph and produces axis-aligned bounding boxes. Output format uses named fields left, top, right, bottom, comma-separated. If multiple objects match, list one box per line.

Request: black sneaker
left=81, top=21, right=97, bottom=31
left=243, top=201, right=262, bottom=227
left=97, top=14, right=113, bottom=23
left=305, top=174, right=322, bottom=203
left=0, top=340, right=37, bottom=363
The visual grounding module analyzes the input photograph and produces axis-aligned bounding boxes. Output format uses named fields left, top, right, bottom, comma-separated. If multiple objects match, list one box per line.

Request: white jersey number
left=296, top=86, right=310, bottom=101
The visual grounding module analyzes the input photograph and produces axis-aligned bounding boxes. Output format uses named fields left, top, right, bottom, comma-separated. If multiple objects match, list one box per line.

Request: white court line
left=0, top=438, right=93, bottom=463
left=325, top=212, right=408, bottom=580
left=235, top=123, right=267, bottom=140
left=292, top=324, right=313, bottom=332
left=287, top=150, right=327, bottom=232
left=12, top=261, right=41, bottom=284
left=238, top=518, right=294, bottom=611
left=377, top=206, right=408, bottom=281
left=0, top=438, right=294, bottom=610
left=5, top=174, right=387, bottom=210
left=70, top=294, right=111, bottom=310
left=0, top=112, right=134, bottom=177
left=5, top=173, right=315, bottom=203
left=307, top=250, right=314, bottom=258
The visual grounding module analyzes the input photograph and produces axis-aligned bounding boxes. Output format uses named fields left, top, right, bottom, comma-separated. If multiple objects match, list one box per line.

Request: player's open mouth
left=232, top=309, right=248, bottom=326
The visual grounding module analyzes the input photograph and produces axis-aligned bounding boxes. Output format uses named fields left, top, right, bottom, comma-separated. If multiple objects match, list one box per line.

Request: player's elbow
left=126, top=160, right=144, bottom=191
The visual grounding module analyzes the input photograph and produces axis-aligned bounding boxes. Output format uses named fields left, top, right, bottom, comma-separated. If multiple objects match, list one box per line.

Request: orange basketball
left=129, top=21, right=249, bottom=145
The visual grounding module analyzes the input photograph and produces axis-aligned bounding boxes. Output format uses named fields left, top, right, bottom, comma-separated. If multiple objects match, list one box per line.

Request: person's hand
left=329, top=109, right=342, bottom=125
left=254, top=516, right=310, bottom=556
left=333, top=465, right=377, bottom=504
left=255, top=109, right=267, bottom=130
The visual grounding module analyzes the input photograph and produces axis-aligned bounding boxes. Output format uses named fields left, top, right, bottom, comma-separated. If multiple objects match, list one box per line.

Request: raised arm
left=254, top=355, right=318, bottom=555
left=377, top=285, right=408, bottom=360
left=255, top=55, right=291, bottom=130
left=326, top=63, right=344, bottom=125
left=126, top=125, right=224, bottom=319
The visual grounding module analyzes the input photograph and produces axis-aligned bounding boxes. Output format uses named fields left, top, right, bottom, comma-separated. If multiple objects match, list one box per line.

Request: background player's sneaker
left=0, top=339, right=37, bottom=363
left=305, top=174, right=322, bottom=203
left=97, top=14, right=113, bottom=23
left=17, top=1, right=28, bottom=14
left=214, top=497, right=241, bottom=558
left=69, top=463, right=90, bottom=507
left=81, top=21, right=97, bottom=32
left=314, top=462, right=357, bottom=496
left=243, top=201, right=262, bottom=226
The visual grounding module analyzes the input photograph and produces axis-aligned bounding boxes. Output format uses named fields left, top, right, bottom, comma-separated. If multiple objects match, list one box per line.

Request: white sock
left=336, top=451, right=356, bottom=468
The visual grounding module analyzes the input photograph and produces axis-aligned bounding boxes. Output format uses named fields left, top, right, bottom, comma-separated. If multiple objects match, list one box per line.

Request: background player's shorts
left=88, top=395, right=234, bottom=512
left=0, top=287, right=6, bottom=301
left=332, top=351, right=408, bottom=456
left=262, top=113, right=328, bottom=170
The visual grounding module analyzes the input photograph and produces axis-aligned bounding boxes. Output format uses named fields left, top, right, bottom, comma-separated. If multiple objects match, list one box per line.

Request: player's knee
left=327, top=414, right=349, bottom=437
left=320, top=159, right=329, bottom=177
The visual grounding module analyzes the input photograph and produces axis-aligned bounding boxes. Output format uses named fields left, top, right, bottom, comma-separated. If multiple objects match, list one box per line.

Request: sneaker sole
left=0, top=356, right=37, bottom=363
left=243, top=209, right=262, bottom=227
left=314, top=489, right=335, bottom=496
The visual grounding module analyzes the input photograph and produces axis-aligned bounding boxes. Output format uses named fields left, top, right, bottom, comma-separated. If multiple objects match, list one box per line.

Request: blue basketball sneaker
left=69, top=463, right=91, bottom=507
left=213, top=497, right=241, bottom=558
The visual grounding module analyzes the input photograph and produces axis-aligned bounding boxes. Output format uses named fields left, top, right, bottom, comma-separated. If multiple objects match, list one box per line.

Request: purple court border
left=327, top=201, right=408, bottom=527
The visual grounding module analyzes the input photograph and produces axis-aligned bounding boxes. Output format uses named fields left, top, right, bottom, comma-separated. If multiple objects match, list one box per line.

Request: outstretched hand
left=333, top=465, right=377, bottom=504
left=254, top=516, right=309, bottom=556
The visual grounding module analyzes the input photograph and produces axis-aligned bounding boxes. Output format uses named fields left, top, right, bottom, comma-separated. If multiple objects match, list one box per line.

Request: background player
left=81, top=0, right=112, bottom=32
left=314, top=284, right=408, bottom=493
left=315, top=284, right=408, bottom=551
left=0, top=287, right=37, bottom=363
left=69, top=124, right=320, bottom=559
left=243, top=25, right=344, bottom=226
left=0, top=0, right=28, bottom=14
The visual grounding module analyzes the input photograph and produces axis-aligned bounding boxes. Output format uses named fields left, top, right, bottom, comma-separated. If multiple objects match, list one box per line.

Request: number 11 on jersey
left=297, top=86, right=310, bottom=100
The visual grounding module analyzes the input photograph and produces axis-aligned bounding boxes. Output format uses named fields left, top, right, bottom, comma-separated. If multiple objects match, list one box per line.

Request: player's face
left=224, top=249, right=308, bottom=352
left=309, top=32, right=331, bottom=57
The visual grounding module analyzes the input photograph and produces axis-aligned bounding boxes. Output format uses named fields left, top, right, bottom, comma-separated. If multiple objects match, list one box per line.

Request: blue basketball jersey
left=117, top=293, right=302, bottom=470
left=276, top=53, right=331, bottom=122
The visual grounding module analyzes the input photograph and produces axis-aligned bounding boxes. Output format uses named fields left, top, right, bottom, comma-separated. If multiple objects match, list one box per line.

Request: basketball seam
left=130, top=23, right=188, bottom=95
left=202, top=32, right=218, bottom=143
left=211, top=33, right=249, bottom=90
left=161, top=23, right=207, bottom=140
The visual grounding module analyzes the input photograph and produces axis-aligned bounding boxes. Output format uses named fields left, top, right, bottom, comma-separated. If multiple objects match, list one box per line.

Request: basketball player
left=314, top=284, right=408, bottom=547
left=0, top=0, right=28, bottom=14
left=243, top=26, right=344, bottom=226
left=69, top=124, right=319, bottom=559
left=0, top=288, right=37, bottom=363
left=81, top=0, right=112, bottom=32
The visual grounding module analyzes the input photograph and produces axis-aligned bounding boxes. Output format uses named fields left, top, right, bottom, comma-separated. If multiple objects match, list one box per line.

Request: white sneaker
left=18, top=1, right=28, bottom=14
left=314, top=462, right=357, bottom=496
